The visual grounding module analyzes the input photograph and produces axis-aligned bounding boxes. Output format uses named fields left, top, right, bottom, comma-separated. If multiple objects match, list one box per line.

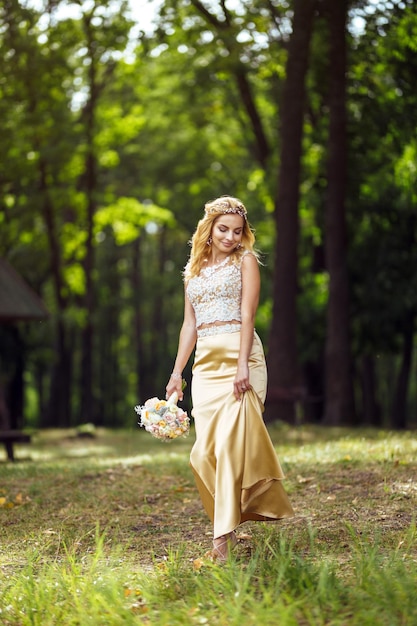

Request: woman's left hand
left=234, top=363, right=250, bottom=401
left=166, top=374, right=184, bottom=401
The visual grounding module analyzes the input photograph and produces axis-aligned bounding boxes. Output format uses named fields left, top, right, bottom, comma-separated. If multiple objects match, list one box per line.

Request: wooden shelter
left=0, top=257, right=49, bottom=322
left=0, top=257, right=49, bottom=460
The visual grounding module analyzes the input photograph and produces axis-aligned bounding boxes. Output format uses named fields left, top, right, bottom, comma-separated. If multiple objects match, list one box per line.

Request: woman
left=166, top=195, right=294, bottom=561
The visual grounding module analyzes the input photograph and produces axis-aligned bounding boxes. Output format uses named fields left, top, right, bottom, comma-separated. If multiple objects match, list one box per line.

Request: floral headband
left=204, top=200, right=247, bottom=220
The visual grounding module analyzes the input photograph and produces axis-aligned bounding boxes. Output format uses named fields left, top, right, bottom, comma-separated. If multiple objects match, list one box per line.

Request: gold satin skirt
left=190, top=331, right=294, bottom=539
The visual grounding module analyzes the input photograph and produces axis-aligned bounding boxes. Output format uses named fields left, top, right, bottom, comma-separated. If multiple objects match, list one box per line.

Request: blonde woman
left=166, top=196, right=293, bottom=561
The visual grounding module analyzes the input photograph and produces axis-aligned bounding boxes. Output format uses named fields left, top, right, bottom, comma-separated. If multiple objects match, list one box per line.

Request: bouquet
left=134, top=392, right=190, bottom=442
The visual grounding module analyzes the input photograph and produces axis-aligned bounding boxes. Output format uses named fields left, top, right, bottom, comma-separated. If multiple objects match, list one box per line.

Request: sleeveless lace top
left=185, top=251, right=251, bottom=338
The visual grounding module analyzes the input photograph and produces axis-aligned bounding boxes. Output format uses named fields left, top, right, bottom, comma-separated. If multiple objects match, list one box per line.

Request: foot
left=212, top=531, right=237, bottom=562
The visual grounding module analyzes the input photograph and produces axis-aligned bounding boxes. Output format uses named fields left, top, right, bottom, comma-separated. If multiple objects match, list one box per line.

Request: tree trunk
left=39, top=160, right=72, bottom=428
left=22, top=15, right=73, bottom=427
left=390, top=312, right=414, bottom=430
left=96, top=235, right=120, bottom=426
left=265, top=0, right=316, bottom=423
left=80, top=14, right=98, bottom=424
left=0, top=382, right=10, bottom=430
left=302, top=358, right=324, bottom=423
left=34, top=361, right=47, bottom=423
left=234, top=67, right=270, bottom=168
left=323, top=0, right=355, bottom=425
left=150, top=229, right=170, bottom=391
left=132, top=236, right=147, bottom=403
left=44, top=320, right=73, bottom=428
left=6, top=326, right=24, bottom=429
left=360, top=354, right=381, bottom=426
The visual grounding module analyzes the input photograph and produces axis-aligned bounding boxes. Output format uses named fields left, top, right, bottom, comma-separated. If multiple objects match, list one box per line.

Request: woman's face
left=211, top=214, right=244, bottom=256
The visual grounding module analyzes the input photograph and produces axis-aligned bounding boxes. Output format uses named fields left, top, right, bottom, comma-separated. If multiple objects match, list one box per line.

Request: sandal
left=212, top=531, right=238, bottom=562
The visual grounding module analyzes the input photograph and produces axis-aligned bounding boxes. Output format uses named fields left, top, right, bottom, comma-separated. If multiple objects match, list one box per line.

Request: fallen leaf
left=130, top=601, right=148, bottom=614
left=297, top=475, right=314, bottom=484
left=156, top=562, right=168, bottom=572
left=124, top=588, right=142, bottom=598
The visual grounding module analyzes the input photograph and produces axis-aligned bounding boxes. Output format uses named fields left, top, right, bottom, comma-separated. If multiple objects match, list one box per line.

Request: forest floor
left=0, top=423, right=416, bottom=624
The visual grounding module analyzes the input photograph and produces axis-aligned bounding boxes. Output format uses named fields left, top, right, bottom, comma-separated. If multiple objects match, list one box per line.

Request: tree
left=348, top=1, right=417, bottom=428
left=323, top=0, right=355, bottom=425
left=266, top=0, right=317, bottom=422
left=73, top=0, right=133, bottom=422
left=0, top=0, right=77, bottom=426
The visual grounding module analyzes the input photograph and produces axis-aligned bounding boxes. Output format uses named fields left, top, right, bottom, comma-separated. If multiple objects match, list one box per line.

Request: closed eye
left=219, top=227, right=242, bottom=234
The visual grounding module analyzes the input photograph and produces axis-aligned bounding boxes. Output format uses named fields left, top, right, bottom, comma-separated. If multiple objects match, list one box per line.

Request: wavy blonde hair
left=184, top=196, right=258, bottom=281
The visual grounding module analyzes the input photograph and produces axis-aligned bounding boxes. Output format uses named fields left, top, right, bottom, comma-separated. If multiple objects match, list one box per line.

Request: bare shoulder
left=241, top=251, right=259, bottom=270
left=241, top=253, right=260, bottom=287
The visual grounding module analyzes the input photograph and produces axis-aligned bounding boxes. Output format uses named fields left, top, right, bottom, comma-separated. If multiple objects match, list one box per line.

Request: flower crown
left=204, top=200, right=247, bottom=220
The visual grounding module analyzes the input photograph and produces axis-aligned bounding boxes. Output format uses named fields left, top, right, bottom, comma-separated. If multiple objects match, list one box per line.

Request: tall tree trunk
left=132, top=236, right=147, bottom=403
left=16, top=0, right=73, bottom=427
left=35, top=361, right=47, bottom=423
left=360, top=355, right=381, bottom=426
left=44, top=321, right=73, bottom=427
left=234, top=67, right=270, bottom=168
left=390, top=312, right=414, bottom=430
left=323, top=0, right=355, bottom=425
left=6, top=326, right=24, bottom=429
left=302, top=358, right=324, bottom=423
left=96, top=235, right=119, bottom=426
left=0, top=381, right=10, bottom=430
left=150, top=229, right=169, bottom=391
left=265, top=0, right=316, bottom=422
left=39, top=161, right=72, bottom=428
left=80, top=13, right=98, bottom=423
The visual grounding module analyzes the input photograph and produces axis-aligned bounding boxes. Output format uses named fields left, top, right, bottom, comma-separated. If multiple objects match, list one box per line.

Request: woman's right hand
left=166, top=374, right=184, bottom=401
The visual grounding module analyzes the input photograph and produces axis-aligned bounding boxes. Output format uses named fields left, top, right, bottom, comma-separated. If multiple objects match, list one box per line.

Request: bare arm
left=233, top=253, right=260, bottom=400
left=166, top=288, right=197, bottom=401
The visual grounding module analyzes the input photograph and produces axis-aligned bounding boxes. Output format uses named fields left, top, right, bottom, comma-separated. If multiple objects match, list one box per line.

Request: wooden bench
left=0, top=430, right=31, bottom=462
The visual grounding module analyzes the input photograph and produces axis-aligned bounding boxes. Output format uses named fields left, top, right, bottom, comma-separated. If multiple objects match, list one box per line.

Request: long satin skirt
left=190, top=331, right=294, bottom=539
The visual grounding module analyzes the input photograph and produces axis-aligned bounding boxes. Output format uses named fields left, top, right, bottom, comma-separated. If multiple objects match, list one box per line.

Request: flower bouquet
left=134, top=392, right=190, bottom=442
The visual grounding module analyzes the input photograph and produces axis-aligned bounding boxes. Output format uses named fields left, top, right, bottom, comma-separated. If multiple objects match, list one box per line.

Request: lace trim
left=197, top=322, right=241, bottom=338
left=200, top=256, right=230, bottom=276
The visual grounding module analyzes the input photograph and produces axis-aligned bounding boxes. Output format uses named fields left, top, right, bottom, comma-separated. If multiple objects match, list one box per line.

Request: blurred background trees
left=0, top=0, right=416, bottom=430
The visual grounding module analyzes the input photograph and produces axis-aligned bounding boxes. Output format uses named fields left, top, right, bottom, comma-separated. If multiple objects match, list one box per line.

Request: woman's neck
left=207, top=252, right=229, bottom=266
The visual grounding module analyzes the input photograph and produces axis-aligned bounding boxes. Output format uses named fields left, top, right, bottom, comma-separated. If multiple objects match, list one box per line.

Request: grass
left=0, top=424, right=416, bottom=625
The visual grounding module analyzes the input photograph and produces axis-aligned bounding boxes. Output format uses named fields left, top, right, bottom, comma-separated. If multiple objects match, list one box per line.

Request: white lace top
left=185, top=251, right=251, bottom=338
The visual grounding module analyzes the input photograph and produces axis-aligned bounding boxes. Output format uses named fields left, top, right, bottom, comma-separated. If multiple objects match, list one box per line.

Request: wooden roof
left=0, top=258, right=49, bottom=322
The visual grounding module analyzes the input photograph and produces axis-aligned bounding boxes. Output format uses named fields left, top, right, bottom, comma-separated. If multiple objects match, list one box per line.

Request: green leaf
left=94, top=198, right=176, bottom=245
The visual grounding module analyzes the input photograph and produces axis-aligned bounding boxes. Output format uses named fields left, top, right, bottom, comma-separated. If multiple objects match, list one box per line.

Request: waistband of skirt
left=196, top=322, right=241, bottom=338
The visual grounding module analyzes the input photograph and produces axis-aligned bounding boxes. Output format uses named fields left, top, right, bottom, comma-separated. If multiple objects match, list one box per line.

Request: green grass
left=1, top=424, right=416, bottom=625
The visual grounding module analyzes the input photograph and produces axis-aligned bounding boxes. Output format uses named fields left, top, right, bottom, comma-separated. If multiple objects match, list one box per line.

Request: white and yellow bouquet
left=135, top=392, right=190, bottom=442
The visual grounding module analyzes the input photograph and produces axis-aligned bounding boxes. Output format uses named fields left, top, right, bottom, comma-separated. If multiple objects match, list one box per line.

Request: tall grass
left=1, top=523, right=416, bottom=625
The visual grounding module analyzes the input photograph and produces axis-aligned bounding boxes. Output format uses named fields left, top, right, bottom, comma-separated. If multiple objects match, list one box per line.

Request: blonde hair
left=184, top=196, right=259, bottom=281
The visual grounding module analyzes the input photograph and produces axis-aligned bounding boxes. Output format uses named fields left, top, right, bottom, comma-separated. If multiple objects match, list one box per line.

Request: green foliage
left=347, top=4, right=417, bottom=366
left=95, top=198, right=175, bottom=246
